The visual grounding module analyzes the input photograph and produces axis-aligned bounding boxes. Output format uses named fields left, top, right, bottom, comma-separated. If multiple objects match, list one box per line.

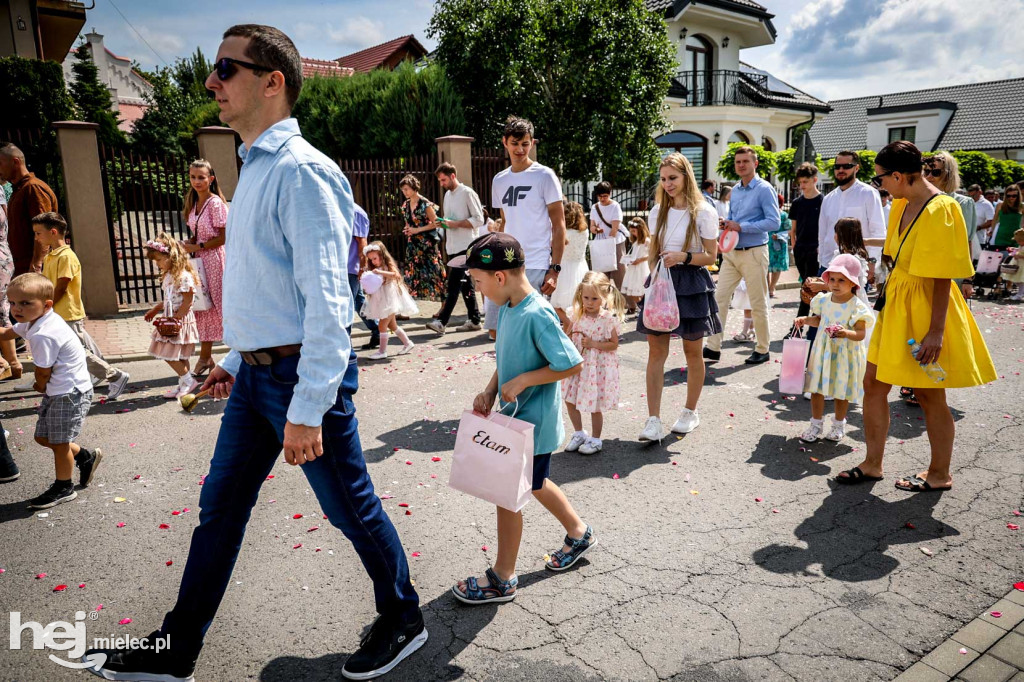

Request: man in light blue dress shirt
left=85, top=25, right=424, bottom=682
left=704, top=146, right=780, bottom=365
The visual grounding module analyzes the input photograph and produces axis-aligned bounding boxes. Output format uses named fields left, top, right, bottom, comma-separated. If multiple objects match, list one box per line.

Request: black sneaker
left=702, top=347, right=721, bottom=362
left=342, top=611, right=428, bottom=680
left=0, top=455, right=19, bottom=482
left=361, top=339, right=380, bottom=350
left=28, top=480, right=76, bottom=509
left=745, top=351, right=770, bottom=365
left=76, top=447, right=103, bottom=487
left=83, top=631, right=196, bottom=681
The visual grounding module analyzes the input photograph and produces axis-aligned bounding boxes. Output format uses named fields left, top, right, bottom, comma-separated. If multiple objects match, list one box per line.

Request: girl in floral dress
left=143, top=234, right=201, bottom=399
left=562, top=271, right=627, bottom=455
left=182, top=159, right=228, bottom=378
left=399, top=174, right=446, bottom=301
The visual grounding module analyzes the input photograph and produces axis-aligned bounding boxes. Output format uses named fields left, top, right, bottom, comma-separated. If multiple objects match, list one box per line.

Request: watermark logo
left=9, top=611, right=171, bottom=670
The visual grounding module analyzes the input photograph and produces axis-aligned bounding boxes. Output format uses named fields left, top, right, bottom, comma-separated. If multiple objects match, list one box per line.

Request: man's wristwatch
left=549, top=264, right=562, bottom=273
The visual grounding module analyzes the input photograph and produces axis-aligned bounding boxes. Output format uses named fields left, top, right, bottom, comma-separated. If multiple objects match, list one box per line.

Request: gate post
left=435, top=135, right=475, bottom=189
left=195, top=127, right=240, bottom=200
left=52, top=121, right=120, bottom=316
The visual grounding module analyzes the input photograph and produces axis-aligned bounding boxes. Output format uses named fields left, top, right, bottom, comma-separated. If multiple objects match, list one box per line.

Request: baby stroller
left=973, top=249, right=1011, bottom=299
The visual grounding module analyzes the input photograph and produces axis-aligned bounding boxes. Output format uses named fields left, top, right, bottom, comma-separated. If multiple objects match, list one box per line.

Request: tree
left=69, top=42, right=125, bottom=148
left=992, top=159, right=1020, bottom=188
left=716, top=142, right=776, bottom=180
left=428, top=0, right=675, bottom=183
left=950, top=150, right=996, bottom=190
left=775, top=147, right=825, bottom=184
left=0, top=56, right=75, bottom=129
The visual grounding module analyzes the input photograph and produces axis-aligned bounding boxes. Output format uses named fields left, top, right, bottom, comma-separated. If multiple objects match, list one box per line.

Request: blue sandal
left=545, top=525, right=597, bottom=571
left=451, top=567, right=518, bottom=605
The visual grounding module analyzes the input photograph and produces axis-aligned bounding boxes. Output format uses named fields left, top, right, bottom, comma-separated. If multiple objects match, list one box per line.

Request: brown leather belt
left=239, top=344, right=302, bottom=366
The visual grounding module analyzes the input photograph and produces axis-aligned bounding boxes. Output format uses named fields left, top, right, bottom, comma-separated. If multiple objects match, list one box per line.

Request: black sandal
left=835, top=466, right=884, bottom=485
left=899, top=387, right=919, bottom=406
left=895, top=475, right=952, bottom=493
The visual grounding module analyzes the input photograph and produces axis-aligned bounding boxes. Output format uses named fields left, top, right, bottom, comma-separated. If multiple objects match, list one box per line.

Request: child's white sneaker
left=564, top=431, right=588, bottom=452
left=368, top=350, right=388, bottom=360
left=638, top=416, right=666, bottom=442
left=799, top=421, right=823, bottom=443
left=671, top=408, right=700, bottom=434
left=825, top=420, right=846, bottom=442
left=578, top=437, right=603, bottom=455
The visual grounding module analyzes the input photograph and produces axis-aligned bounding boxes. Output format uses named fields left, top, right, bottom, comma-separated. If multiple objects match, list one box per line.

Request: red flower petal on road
left=381, top=495, right=394, bottom=500
left=405, top=510, right=411, bottom=515
left=116, top=522, right=126, bottom=528
left=292, top=544, right=302, bottom=549
left=991, top=611, right=1002, bottom=618
left=118, top=618, right=132, bottom=625
left=35, top=573, right=47, bottom=579
left=430, top=474, right=437, bottom=479
left=133, top=474, right=141, bottom=480
left=266, top=475, right=275, bottom=479
left=307, top=526, right=319, bottom=532
left=53, top=584, right=67, bottom=592
left=166, top=560, right=173, bottom=566
left=159, top=523, right=170, bottom=529
left=772, top=509, right=780, bottom=514
left=182, top=508, right=190, bottom=513
left=292, top=514, right=303, bottom=519
left=405, top=460, right=413, bottom=465
left=612, top=473, right=620, bottom=479
left=314, top=548, right=321, bottom=552
left=755, top=498, right=763, bottom=502
left=411, top=552, right=421, bottom=557
left=171, top=511, right=181, bottom=516
left=481, top=546, right=488, bottom=551
left=398, top=503, right=409, bottom=508
left=1013, top=582, right=1024, bottom=591
left=431, top=457, right=442, bottom=462
left=1008, top=523, right=1020, bottom=530
left=95, top=605, right=103, bottom=611
left=78, top=583, right=86, bottom=588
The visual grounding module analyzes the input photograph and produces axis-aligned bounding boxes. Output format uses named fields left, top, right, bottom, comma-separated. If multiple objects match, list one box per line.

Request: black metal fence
left=0, top=126, right=67, bottom=221
left=669, top=69, right=770, bottom=108
left=471, top=146, right=507, bottom=216
left=99, top=144, right=191, bottom=307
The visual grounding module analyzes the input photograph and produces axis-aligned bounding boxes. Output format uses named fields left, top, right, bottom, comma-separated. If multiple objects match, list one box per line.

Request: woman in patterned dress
left=399, top=174, right=446, bottom=301
left=181, top=160, right=228, bottom=378
left=0, top=189, right=21, bottom=378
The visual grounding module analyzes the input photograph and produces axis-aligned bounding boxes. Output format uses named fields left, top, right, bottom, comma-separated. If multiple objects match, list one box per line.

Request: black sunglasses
left=870, top=171, right=894, bottom=188
left=922, top=167, right=944, bottom=177
left=833, top=163, right=858, bottom=170
left=213, top=57, right=276, bottom=82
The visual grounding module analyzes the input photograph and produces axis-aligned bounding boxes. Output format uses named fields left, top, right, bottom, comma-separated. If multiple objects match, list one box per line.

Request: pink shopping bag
left=779, top=328, right=811, bottom=394
left=642, top=257, right=679, bottom=333
left=448, top=402, right=535, bottom=512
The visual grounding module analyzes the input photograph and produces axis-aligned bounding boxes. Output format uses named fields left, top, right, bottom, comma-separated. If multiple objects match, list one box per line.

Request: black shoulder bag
left=874, top=194, right=938, bottom=312
left=594, top=202, right=629, bottom=240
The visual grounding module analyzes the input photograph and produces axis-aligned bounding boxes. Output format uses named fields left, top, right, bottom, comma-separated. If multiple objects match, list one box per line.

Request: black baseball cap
left=453, top=233, right=526, bottom=270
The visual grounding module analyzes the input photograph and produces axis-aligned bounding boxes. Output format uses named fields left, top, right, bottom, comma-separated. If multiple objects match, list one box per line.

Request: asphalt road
left=1, top=289, right=1021, bottom=681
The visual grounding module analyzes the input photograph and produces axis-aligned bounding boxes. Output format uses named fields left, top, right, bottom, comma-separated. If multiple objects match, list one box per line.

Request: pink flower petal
left=133, top=474, right=142, bottom=480
left=990, top=611, right=1002, bottom=618
left=755, top=497, right=763, bottom=502
left=118, top=617, right=133, bottom=625
left=959, top=647, right=968, bottom=655
left=772, top=509, right=780, bottom=514
left=266, top=475, right=275, bottom=480
left=1008, top=523, right=1020, bottom=531
left=116, top=522, right=126, bottom=528
left=398, top=503, right=409, bottom=508
left=411, top=552, right=421, bottom=557
left=78, top=583, right=86, bottom=588
left=182, top=508, right=190, bottom=513
left=53, top=584, right=68, bottom=592
left=159, top=523, right=170, bottom=529
left=380, top=495, right=394, bottom=500
left=292, top=544, right=302, bottom=549
left=1013, top=581, right=1024, bottom=591
left=35, top=573, right=47, bottom=579
left=405, top=460, right=413, bottom=465
left=612, top=473, right=620, bottom=480
left=307, top=526, right=319, bottom=532
left=171, top=510, right=181, bottom=516
left=481, top=545, right=488, bottom=551
left=906, top=522, right=916, bottom=529
left=95, top=604, right=103, bottom=611
left=314, top=548, right=321, bottom=552
left=292, top=513, right=303, bottom=519
left=431, top=457, right=442, bottom=462
left=405, top=510, right=411, bottom=515
left=430, top=474, right=437, bottom=479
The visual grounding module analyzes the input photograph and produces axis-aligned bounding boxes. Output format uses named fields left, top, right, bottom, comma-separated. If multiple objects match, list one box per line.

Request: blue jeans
left=159, top=354, right=418, bottom=657
left=349, top=273, right=380, bottom=343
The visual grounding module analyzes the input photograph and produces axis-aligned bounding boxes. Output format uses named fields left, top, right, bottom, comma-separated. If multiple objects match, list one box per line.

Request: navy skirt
left=636, top=265, right=722, bottom=341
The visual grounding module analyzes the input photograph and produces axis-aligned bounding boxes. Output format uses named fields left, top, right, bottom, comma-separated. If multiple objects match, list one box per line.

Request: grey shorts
left=35, top=388, right=93, bottom=444
left=483, top=268, right=550, bottom=330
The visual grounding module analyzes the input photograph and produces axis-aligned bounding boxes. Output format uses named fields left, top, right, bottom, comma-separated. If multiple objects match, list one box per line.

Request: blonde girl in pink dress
left=182, top=159, right=227, bottom=378
left=143, top=234, right=201, bottom=399
left=561, top=271, right=627, bottom=455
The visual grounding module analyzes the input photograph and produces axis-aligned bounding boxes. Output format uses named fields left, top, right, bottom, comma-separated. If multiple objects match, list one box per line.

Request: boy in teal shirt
left=451, top=233, right=595, bottom=605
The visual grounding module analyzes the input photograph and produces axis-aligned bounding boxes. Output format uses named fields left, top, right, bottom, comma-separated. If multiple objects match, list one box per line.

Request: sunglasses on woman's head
left=213, top=57, right=274, bottom=82
left=922, top=167, right=944, bottom=177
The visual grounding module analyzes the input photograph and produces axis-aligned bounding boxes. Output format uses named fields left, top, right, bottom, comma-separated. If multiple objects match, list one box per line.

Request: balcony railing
left=668, top=69, right=769, bottom=108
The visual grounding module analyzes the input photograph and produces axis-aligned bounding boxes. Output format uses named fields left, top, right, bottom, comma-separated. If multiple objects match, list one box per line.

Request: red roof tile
left=117, top=102, right=148, bottom=133
left=335, top=35, right=428, bottom=73
left=301, top=57, right=355, bottom=79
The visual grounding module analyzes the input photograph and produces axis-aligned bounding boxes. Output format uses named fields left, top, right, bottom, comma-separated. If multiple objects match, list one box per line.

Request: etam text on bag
left=472, top=429, right=511, bottom=455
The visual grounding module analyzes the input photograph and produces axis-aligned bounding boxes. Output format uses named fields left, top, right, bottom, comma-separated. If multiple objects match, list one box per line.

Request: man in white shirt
left=818, top=151, right=886, bottom=275
left=589, top=180, right=625, bottom=289
left=427, top=162, right=485, bottom=335
left=485, top=116, right=566, bottom=337
left=970, top=184, right=995, bottom=246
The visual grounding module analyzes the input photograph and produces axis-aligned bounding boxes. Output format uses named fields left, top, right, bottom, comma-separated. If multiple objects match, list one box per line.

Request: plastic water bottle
left=907, top=339, right=946, bottom=383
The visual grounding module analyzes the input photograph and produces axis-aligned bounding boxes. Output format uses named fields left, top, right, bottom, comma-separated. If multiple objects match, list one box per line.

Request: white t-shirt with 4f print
left=491, top=162, right=562, bottom=270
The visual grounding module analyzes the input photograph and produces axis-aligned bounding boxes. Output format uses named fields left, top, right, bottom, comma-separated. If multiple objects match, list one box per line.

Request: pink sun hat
left=822, top=253, right=863, bottom=286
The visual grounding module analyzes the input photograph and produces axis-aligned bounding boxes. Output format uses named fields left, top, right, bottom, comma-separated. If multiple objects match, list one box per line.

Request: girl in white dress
left=620, top=217, right=651, bottom=313
left=362, top=241, right=418, bottom=360
left=549, top=200, right=590, bottom=331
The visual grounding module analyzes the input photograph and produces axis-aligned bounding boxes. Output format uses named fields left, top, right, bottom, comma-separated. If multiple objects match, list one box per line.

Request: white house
left=646, top=0, right=830, bottom=182
left=63, top=31, right=154, bottom=133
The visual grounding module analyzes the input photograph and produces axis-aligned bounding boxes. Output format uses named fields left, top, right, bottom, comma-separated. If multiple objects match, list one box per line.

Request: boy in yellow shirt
left=33, top=212, right=130, bottom=400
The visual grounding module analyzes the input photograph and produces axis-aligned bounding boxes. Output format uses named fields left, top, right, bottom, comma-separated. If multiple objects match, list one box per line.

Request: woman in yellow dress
left=835, top=141, right=996, bottom=491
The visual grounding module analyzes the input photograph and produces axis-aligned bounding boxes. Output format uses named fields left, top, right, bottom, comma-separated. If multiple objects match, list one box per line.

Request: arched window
left=728, top=131, right=750, bottom=145
left=684, top=35, right=714, bottom=73
left=655, top=131, right=708, bottom=182
left=762, top=136, right=775, bottom=151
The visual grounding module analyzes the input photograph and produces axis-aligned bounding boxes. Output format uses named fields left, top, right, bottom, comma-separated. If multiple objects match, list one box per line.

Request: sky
left=86, top=0, right=1023, bottom=103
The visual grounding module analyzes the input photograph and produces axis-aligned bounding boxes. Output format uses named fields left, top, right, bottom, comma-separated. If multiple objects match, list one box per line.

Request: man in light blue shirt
left=85, top=24, right=424, bottom=682
left=705, top=146, right=780, bottom=364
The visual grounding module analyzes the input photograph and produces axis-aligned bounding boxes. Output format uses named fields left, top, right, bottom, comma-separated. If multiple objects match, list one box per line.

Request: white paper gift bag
left=448, top=401, right=534, bottom=512
left=588, top=237, right=618, bottom=273
left=190, top=257, right=212, bottom=312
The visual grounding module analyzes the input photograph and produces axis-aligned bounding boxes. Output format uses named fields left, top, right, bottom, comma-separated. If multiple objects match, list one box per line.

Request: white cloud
left=293, top=16, right=387, bottom=57
left=129, top=25, right=185, bottom=65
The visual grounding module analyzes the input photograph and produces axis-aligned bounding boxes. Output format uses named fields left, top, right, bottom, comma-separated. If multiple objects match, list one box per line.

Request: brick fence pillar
left=435, top=135, right=475, bottom=189
left=195, top=127, right=239, bottom=200
left=52, top=121, right=119, bottom=316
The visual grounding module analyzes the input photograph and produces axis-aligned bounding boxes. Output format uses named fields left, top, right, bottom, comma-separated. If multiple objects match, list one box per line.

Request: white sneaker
left=671, top=408, right=700, bottom=434
left=825, top=421, right=845, bottom=442
left=368, top=350, right=388, bottom=360
left=639, top=416, right=666, bottom=442
left=456, top=321, right=482, bottom=332
left=803, top=392, right=811, bottom=400
left=426, top=320, right=445, bottom=335
left=578, top=437, right=603, bottom=455
left=398, top=342, right=415, bottom=355
left=564, top=431, right=588, bottom=452
left=106, top=370, right=130, bottom=400
left=799, top=421, right=823, bottom=443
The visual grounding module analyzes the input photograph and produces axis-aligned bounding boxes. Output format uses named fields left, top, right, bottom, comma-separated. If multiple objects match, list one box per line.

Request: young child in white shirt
left=0, top=273, right=102, bottom=509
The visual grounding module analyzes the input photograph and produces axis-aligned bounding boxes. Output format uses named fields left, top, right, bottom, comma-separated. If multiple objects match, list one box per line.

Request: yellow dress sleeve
left=907, top=196, right=974, bottom=280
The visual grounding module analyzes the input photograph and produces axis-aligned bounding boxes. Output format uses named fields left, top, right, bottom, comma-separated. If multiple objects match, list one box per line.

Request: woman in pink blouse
left=182, top=159, right=227, bottom=377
